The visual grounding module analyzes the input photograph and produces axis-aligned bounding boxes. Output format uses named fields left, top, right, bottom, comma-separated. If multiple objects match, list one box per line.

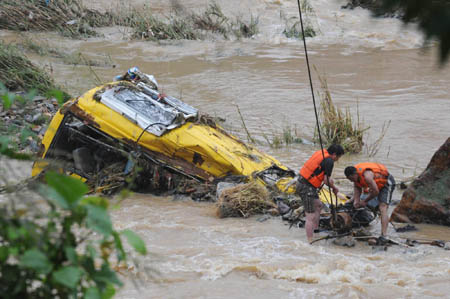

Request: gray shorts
left=295, top=177, right=319, bottom=213
left=365, top=174, right=396, bottom=208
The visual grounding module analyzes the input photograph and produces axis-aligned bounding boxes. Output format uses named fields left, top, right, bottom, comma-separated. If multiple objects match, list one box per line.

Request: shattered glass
left=100, top=86, right=194, bottom=136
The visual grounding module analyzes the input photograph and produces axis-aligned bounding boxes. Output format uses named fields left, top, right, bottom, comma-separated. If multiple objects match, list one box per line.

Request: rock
left=333, top=235, right=355, bottom=247
left=391, top=138, right=450, bottom=226
left=32, top=95, right=46, bottom=102
left=257, top=215, right=271, bottom=222
left=267, top=208, right=280, bottom=217
left=276, top=200, right=291, bottom=215
left=444, top=242, right=450, bottom=250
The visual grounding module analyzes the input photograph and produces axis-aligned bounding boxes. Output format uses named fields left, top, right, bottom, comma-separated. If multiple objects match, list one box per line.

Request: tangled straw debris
left=216, top=181, right=276, bottom=218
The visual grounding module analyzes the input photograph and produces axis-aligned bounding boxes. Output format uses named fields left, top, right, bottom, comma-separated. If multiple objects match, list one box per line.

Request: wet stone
left=33, top=95, right=47, bottom=102
left=333, top=235, right=356, bottom=247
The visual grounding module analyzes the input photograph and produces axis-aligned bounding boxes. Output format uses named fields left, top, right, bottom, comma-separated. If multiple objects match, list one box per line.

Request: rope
left=296, top=0, right=338, bottom=222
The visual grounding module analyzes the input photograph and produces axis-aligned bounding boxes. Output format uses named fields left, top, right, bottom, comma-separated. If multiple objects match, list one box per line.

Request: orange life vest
left=299, top=150, right=330, bottom=188
left=355, top=162, right=389, bottom=191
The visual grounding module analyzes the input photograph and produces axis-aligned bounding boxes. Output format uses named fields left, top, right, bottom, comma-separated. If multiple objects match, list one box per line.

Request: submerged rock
left=391, top=138, right=450, bottom=226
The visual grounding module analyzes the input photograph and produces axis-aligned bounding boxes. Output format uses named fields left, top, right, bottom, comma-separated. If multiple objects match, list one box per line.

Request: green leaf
left=64, top=246, right=78, bottom=264
left=87, top=244, right=97, bottom=259
left=45, top=172, right=88, bottom=208
left=1, top=93, right=13, bottom=110
left=19, top=249, right=52, bottom=274
left=7, top=226, right=20, bottom=240
left=92, top=264, right=122, bottom=287
left=101, top=284, right=116, bottom=299
left=40, top=184, right=69, bottom=209
left=86, top=205, right=113, bottom=236
left=80, top=196, right=109, bottom=209
left=0, top=246, right=9, bottom=262
left=112, top=232, right=126, bottom=261
left=24, top=89, right=37, bottom=102
left=52, top=266, right=83, bottom=289
left=19, top=127, right=36, bottom=144
left=121, top=230, right=147, bottom=255
left=46, top=89, right=65, bottom=105
left=0, top=82, right=6, bottom=94
left=84, top=287, right=101, bottom=299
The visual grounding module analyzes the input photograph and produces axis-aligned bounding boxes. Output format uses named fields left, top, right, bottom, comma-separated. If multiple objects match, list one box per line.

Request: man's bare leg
left=305, top=212, right=315, bottom=243
left=379, top=202, right=389, bottom=236
left=313, top=199, right=323, bottom=230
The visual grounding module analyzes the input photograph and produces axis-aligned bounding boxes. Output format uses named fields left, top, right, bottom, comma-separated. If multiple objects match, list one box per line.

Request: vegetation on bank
left=0, top=0, right=114, bottom=38
left=0, top=42, right=62, bottom=94
left=0, top=40, right=71, bottom=155
left=0, top=0, right=260, bottom=41
left=0, top=169, right=147, bottom=298
left=0, top=56, right=147, bottom=298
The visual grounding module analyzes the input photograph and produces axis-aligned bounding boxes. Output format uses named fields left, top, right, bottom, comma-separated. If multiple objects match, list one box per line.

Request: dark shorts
left=295, top=177, right=319, bottom=213
left=365, top=174, right=396, bottom=208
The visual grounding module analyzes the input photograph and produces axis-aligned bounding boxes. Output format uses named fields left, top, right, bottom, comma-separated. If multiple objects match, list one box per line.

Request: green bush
left=1, top=84, right=145, bottom=298
left=0, top=171, right=146, bottom=298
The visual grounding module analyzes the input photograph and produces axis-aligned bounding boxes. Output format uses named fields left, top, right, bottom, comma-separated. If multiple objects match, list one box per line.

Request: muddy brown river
left=1, top=0, right=450, bottom=298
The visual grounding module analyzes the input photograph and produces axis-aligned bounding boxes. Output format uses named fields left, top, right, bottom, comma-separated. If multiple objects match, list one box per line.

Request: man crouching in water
left=296, top=144, right=344, bottom=244
left=344, top=163, right=396, bottom=242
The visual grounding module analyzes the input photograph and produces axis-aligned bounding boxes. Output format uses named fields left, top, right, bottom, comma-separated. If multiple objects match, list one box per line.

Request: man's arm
left=323, top=175, right=339, bottom=195
left=353, top=185, right=362, bottom=208
left=362, top=171, right=379, bottom=204
left=321, top=158, right=339, bottom=194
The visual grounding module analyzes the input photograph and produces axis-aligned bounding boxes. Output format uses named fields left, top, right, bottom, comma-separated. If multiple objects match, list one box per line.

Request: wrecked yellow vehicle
left=32, top=68, right=303, bottom=197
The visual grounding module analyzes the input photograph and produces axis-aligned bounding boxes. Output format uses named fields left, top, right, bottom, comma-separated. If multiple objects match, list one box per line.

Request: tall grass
left=1, top=1, right=259, bottom=41
left=281, top=0, right=316, bottom=39
left=0, top=0, right=114, bottom=38
left=123, top=2, right=260, bottom=41
left=316, top=71, right=368, bottom=153
left=262, top=125, right=303, bottom=149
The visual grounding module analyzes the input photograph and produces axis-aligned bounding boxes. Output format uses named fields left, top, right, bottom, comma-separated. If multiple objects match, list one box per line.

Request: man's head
left=344, top=166, right=358, bottom=182
left=327, top=144, right=345, bottom=161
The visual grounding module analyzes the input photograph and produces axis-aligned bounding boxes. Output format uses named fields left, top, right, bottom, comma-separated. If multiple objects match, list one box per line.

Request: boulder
left=390, top=138, right=450, bottom=226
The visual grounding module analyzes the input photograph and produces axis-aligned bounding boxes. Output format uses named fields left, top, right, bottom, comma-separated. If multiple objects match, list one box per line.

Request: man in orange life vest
left=344, top=163, right=396, bottom=238
left=296, top=144, right=345, bottom=243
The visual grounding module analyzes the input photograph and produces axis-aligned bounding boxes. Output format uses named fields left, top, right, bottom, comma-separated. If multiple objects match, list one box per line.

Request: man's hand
left=353, top=200, right=367, bottom=209
left=332, top=186, right=339, bottom=195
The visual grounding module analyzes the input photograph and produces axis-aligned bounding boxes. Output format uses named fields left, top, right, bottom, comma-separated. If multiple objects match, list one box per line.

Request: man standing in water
left=344, top=163, right=396, bottom=241
left=296, top=144, right=344, bottom=244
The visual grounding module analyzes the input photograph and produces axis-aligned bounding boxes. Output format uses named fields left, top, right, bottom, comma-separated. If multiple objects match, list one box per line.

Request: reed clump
left=191, top=2, right=229, bottom=36
left=125, top=10, right=199, bottom=41
left=263, top=125, right=303, bottom=148
left=281, top=0, right=316, bottom=39
left=316, top=72, right=368, bottom=153
left=0, top=1, right=259, bottom=41
left=0, top=0, right=114, bottom=38
left=123, top=2, right=259, bottom=41
left=216, top=181, right=276, bottom=218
